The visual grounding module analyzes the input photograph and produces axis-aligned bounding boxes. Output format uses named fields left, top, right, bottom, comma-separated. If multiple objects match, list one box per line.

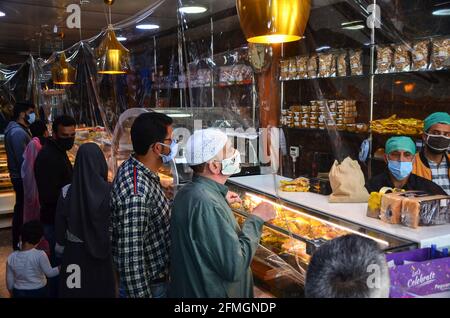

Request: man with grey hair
left=305, top=234, right=390, bottom=298
left=169, top=128, right=276, bottom=298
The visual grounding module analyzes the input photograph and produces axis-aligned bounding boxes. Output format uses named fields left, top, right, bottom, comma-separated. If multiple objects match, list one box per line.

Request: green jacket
left=169, top=175, right=264, bottom=298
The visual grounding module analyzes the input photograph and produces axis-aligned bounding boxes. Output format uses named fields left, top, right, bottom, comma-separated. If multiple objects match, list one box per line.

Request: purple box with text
left=386, top=248, right=450, bottom=298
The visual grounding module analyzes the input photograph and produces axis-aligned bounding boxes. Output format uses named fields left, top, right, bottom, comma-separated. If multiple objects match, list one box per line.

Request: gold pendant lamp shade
left=52, top=52, right=76, bottom=85
left=236, top=0, right=311, bottom=44
left=97, top=26, right=130, bottom=74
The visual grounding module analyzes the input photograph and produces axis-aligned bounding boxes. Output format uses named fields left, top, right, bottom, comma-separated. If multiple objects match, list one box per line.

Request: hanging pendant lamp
left=52, top=52, right=76, bottom=85
left=236, top=0, right=311, bottom=44
left=97, top=25, right=130, bottom=74
left=97, top=0, right=130, bottom=74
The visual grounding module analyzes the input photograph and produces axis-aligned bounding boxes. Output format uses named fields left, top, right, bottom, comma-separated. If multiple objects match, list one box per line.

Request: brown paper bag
left=329, top=157, right=369, bottom=203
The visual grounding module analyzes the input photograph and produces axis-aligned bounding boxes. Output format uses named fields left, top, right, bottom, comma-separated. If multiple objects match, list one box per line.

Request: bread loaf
left=380, top=192, right=404, bottom=224
left=401, top=194, right=450, bottom=228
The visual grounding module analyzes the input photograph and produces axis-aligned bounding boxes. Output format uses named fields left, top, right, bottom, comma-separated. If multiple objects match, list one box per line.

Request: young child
left=6, top=220, right=59, bottom=298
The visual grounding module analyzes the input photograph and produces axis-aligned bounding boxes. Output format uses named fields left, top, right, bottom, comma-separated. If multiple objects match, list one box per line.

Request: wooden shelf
left=283, top=127, right=369, bottom=137
left=152, top=82, right=252, bottom=90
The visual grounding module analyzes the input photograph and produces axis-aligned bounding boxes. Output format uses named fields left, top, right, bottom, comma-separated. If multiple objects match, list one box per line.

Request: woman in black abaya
left=55, top=142, right=115, bottom=298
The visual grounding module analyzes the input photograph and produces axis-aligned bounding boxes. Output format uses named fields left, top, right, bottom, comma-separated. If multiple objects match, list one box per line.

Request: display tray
left=229, top=175, right=450, bottom=249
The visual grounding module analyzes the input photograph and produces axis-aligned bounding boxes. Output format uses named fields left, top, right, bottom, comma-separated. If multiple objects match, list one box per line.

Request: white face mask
left=220, top=150, right=241, bottom=176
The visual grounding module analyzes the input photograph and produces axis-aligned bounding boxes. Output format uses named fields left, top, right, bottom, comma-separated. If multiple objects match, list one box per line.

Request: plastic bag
left=411, top=40, right=430, bottom=71
left=376, top=45, right=394, bottom=74
left=393, top=43, right=411, bottom=72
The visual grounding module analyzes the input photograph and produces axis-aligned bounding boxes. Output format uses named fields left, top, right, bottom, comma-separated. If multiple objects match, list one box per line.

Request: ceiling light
left=316, top=45, right=330, bottom=52
left=179, top=6, right=207, bottom=14
left=52, top=52, right=76, bottom=85
left=167, top=113, right=192, bottom=118
left=341, top=20, right=364, bottom=26
left=237, top=0, right=310, bottom=44
left=136, top=24, right=160, bottom=30
left=0, top=11, right=5, bottom=17
left=341, top=20, right=365, bottom=30
left=342, top=24, right=365, bottom=30
left=432, top=9, right=450, bottom=16
left=117, top=36, right=127, bottom=41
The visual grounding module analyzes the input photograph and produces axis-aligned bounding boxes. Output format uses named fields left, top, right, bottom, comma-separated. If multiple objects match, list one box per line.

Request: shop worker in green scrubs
left=366, top=136, right=446, bottom=195
left=169, top=129, right=276, bottom=298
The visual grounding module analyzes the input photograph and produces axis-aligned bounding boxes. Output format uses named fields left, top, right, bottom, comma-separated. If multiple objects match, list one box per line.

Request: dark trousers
left=11, top=178, right=24, bottom=251
left=13, top=286, right=49, bottom=298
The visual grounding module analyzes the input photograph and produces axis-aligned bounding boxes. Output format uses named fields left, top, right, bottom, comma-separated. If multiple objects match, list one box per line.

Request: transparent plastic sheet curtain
left=110, top=107, right=149, bottom=175
left=267, top=0, right=450, bottom=285
left=0, top=55, right=42, bottom=124
left=165, top=0, right=307, bottom=289
left=262, top=0, right=378, bottom=284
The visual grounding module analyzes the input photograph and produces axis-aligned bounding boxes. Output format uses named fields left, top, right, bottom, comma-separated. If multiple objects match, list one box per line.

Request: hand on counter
left=226, top=191, right=242, bottom=206
left=252, top=202, right=277, bottom=222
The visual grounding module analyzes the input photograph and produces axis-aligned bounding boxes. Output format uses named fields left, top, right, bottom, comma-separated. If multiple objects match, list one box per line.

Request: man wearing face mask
left=5, top=101, right=35, bottom=250
left=169, top=129, right=277, bottom=298
left=111, top=112, right=174, bottom=298
left=413, top=112, right=450, bottom=195
left=366, top=136, right=446, bottom=195
left=34, top=115, right=76, bottom=272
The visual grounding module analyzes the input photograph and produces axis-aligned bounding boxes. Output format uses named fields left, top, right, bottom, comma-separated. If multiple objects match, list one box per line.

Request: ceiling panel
left=0, top=0, right=360, bottom=63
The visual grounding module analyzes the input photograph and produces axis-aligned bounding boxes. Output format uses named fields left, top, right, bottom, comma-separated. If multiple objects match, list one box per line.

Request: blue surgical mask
left=158, top=139, right=178, bottom=164
left=388, top=160, right=413, bottom=180
left=26, top=112, right=36, bottom=125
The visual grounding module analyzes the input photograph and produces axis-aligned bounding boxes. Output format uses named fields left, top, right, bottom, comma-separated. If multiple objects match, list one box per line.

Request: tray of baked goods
left=0, top=172, right=13, bottom=192
left=231, top=192, right=351, bottom=260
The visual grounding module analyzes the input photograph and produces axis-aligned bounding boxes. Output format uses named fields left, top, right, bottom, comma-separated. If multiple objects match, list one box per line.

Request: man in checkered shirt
left=413, top=112, right=450, bottom=195
left=111, top=112, right=175, bottom=298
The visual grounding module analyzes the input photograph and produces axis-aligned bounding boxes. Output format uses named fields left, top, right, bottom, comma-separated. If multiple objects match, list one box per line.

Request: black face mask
left=56, top=137, right=75, bottom=151
left=425, top=133, right=450, bottom=154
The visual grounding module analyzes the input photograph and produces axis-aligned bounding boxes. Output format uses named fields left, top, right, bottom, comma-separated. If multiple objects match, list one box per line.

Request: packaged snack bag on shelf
left=296, top=56, right=308, bottom=79
left=376, top=45, right=394, bottom=74
left=318, top=53, right=335, bottom=78
left=411, top=40, right=430, bottom=71
left=336, top=51, right=348, bottom=77
left=431, top=37, right=450, bottom=70
left=219, top=66, right=234, bottom=86
left=401, top=193, right=450, bottom=228
left=307, top=55, right=318, bottom=78
left=280, top=59, right=290, bottom=80
left=393, top=43, right=411, bottom=72
left=349, top=50, right=363, bottom=76
left=240, top=65, right=253, bottom=84
left=288, top=58, right=298, bottom=80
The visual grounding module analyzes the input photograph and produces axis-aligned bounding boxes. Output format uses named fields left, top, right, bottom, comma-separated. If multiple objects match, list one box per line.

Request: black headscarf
left=66, top=142, right=111, bottom=259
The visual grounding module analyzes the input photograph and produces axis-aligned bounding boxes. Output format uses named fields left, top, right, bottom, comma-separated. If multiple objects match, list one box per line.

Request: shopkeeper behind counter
left=366, top=136, right=446, bottom=195
left=413, top=112, right=450, bottom=195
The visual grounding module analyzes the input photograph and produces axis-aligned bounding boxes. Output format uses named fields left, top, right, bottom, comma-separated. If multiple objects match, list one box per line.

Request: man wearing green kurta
left=169, top=129, right=276, bottom=298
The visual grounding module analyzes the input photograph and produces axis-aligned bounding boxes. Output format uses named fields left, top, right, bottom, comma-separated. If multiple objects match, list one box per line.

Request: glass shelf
left=280, top=68, right=450, bottom=82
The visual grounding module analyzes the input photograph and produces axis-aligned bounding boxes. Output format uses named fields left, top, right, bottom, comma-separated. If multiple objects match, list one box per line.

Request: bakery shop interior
left=0, top=0, right=449, bottom=299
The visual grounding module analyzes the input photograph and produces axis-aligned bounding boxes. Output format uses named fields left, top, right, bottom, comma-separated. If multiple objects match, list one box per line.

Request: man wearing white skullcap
left=169, top=129, right=276, bottom=298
